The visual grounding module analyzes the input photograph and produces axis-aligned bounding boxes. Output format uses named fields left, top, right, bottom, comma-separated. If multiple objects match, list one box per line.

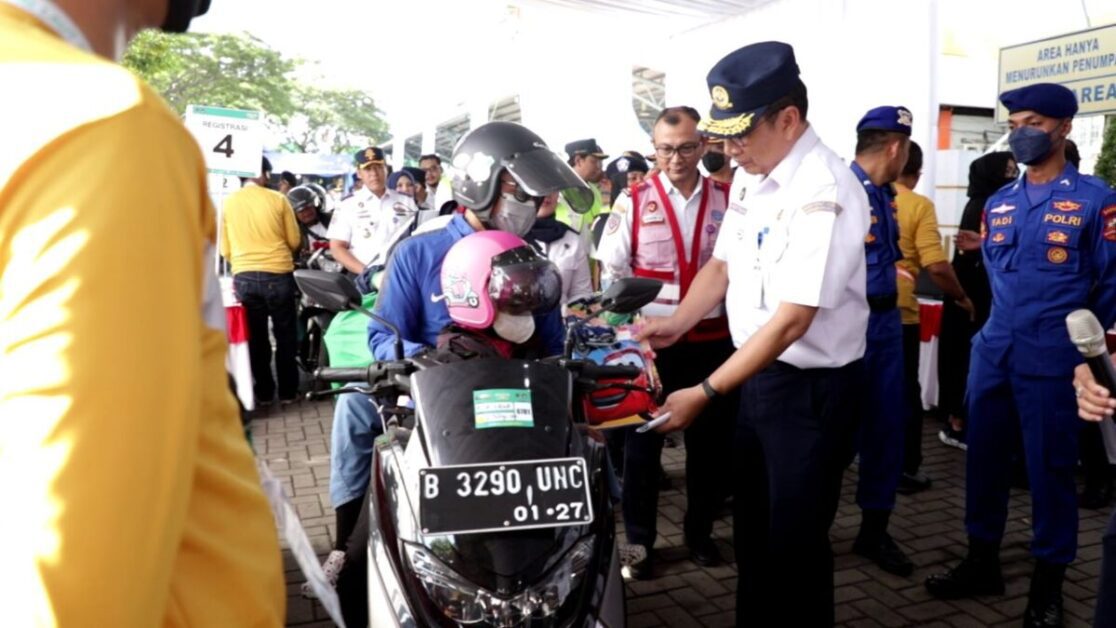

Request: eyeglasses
left=654, top=142, right=702, bottom=159
left=501, top=178, right=537, bottom=203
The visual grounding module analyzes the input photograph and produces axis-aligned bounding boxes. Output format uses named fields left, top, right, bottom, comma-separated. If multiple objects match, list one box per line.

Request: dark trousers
left=621, top=337, right=736, bottom=547
left=857, top=309, right=906, bottom=510
left=233, top=271, right=300, bottom=402
left=965, top=349, right=1078, bottom=564
left=734, top=359, right=862, bottom=627
left=1096, top=507, right=1116, bottom=627
left=902, top=323, right=924, bottom=474
left=1080, top=420, right=1113, bottom=489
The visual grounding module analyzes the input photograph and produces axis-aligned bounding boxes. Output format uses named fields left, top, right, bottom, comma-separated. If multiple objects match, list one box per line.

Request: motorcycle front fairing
left=368, top=358, right=620, bottom=627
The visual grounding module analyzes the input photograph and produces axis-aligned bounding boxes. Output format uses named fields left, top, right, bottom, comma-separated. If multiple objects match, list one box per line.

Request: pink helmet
left=440, top=231, right=562, bottom=329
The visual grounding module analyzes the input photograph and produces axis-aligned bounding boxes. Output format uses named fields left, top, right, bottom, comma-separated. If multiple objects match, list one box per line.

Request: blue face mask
left=1008, top=126, right=1056, bottom=166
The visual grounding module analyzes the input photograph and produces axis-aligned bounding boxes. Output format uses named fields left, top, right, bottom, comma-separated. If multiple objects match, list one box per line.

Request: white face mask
left=492, top=311, right=535, bottom=344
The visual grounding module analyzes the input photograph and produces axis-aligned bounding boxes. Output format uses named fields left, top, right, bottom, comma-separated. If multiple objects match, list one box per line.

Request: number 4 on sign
left=213, top=134, right=235, bottom=158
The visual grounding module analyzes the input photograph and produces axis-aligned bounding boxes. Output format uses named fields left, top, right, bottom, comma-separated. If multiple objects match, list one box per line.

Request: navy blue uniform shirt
left=978, top=163, right=1116, bottom=376
left=851, top=162, right=902, bottom=298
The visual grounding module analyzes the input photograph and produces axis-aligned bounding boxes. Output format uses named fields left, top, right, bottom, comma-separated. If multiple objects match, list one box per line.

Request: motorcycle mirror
left=293, top=270, right=363, bottom=313
left=599, top=277, right=663, bottom=314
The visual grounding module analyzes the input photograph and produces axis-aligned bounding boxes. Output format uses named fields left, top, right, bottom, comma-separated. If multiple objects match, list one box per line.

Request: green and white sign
left=184, top=105, right=265, bottom=177
left=473, top=389, right=534, bottom=429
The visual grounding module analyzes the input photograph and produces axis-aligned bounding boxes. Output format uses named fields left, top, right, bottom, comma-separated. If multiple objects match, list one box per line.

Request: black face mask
left=702, top=152, right=727, bottom=173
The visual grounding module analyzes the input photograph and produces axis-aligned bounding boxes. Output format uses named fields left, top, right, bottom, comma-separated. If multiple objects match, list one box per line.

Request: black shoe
left=1023, top=561, right=1065, bottom=628
left=897, top=471, right=932, bottom=495
left=687, top=537, right=722, bottom=567
left=925, top=556, right=1004, bottom=598
left=853, top=532, right=913, bottom=576
left=620, top=544, right=654, bottom=580
left=1078, top=480, right=1114, bottom=510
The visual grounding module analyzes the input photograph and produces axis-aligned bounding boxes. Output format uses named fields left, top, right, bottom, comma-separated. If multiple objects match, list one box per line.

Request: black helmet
left=162, top=0, right=212, bottom=33
left=288, top=184, right=324, bottom=212
left=449, top=121, right=593, bottom=220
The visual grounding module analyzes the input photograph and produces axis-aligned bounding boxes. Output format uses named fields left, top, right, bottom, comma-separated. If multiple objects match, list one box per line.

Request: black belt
left=867, top=293, right=897, bottom=312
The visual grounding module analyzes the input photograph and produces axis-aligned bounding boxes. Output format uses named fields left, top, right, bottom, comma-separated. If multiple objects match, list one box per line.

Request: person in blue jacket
left=310, top=121, right=595, bottom=599
left=848, top=105, right=915, bottom=577
left=926, top=83, right=1116, bottom=628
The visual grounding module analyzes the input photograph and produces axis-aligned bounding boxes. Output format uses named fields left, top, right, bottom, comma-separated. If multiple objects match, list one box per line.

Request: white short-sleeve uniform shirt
left=326, top=187, right=419, bottom=265
left=713, top=125, right=870, bottom=369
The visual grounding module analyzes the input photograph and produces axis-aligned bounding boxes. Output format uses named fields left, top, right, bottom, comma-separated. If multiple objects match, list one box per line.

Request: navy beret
left=565, top=138, right=608, bottom=160
left=698, top=41, right=801, bottom=138
left=999, top=83, right=1078, bottom=119
left=856, top=106, right=913, bottom=136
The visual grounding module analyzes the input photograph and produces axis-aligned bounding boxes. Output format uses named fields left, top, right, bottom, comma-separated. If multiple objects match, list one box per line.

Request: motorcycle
left=294, top=270, right=662, bottom=628
left=296, top=246, right=344, bottom=383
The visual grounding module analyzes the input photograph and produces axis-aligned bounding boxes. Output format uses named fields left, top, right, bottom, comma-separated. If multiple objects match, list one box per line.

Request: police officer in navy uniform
left=639, top=41, right=871, bottom=625
left=926, top=83, right=1116, bottom=628
left=848, top=106, right=915, bottom=576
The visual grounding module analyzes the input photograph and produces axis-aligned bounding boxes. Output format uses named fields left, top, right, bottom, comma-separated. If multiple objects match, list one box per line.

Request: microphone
left=1065, top=309, right=1116, bottom=399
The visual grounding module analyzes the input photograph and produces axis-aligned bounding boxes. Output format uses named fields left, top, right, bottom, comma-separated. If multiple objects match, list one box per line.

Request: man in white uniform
left=328, top=146, right=418, bottom=274
left=638, top=41, right=870, bottom=625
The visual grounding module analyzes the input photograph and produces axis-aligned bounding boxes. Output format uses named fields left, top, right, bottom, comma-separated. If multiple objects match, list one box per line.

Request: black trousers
left=734, top=359, right=863, bottom=627
left=1097, top=506, right=1116, bottom=627
left=233, top=271, right=300, bottom=402
left=902, top=323, right=924, bottom=474
left=621, top=337, right=737, bottom=547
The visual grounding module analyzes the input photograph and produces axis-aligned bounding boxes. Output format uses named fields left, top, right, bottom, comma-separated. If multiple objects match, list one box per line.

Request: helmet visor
left=488, top=246, right=562, bottom=315
left=505, top=149, right=595, bottom=214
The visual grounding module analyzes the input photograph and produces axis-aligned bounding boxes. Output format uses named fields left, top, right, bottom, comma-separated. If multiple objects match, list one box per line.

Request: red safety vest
left=631, top=175, right=730, bottom=342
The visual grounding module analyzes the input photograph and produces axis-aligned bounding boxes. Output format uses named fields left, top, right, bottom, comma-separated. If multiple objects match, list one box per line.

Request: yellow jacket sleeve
left=0, top=103, right=283, bottom=626
left=913, top=198, right=948, bottom=268
left=283, top=196, right=301, bottom=252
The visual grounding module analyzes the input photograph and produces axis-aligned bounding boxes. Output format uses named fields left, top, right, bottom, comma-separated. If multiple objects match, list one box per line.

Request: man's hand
left=635, top=316, right=684, bottom=349
left=955, top=230, right=981, bottom=253
left=1074, top=362, right=1116, bottom=421
left=652, top=385, right=708, bottom=433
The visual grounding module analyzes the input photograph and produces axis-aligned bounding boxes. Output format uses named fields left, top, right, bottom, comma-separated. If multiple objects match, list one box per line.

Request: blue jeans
left=329, top=385, right=384, bottom=508
left=233, top=271, right=299, bottom=402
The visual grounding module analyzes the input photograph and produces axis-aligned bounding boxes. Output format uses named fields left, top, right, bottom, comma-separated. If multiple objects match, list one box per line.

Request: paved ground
left=253, top=400, right=1111, bottom=627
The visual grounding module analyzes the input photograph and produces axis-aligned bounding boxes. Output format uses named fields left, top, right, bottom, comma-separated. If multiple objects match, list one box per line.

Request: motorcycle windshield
left=412, top=358, right=573, bottom=466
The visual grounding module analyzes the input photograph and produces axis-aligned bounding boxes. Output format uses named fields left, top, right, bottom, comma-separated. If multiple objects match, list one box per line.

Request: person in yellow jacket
left=893, top=141, right=972, bottom=496
left=0, top=1, right=285, bottom=626
left=220, top=157, right=303, bottom=405
left=555, top=138, right=608, bottom=233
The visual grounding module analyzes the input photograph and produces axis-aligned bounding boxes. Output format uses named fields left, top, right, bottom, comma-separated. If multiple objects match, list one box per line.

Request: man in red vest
left=596, top=106, right=736, bottom=579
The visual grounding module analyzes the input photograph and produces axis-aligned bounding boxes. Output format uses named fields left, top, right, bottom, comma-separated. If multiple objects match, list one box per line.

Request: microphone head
left=1066, top=309, right=1108, bottom=358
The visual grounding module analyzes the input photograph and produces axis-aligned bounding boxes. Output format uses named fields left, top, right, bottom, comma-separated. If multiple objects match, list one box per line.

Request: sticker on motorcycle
left=473, top=389, right=534, bottom=428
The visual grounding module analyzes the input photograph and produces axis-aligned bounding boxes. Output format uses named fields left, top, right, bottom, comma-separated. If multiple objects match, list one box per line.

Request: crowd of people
left=4, top=1, right=1116, bottom=627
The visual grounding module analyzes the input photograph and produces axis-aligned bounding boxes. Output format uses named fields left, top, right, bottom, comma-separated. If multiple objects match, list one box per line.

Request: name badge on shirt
left=641, top=212, right=665, bottom=225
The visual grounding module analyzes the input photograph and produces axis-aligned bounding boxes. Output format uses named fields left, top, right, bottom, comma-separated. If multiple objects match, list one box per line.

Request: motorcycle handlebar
left=314, top=367, right=371, bottom=383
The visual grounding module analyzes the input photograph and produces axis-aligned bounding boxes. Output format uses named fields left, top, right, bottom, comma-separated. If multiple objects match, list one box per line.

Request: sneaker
left=897, top=471, right=932, bottom=495
left=619, top=543, right=653, bottom=580
left=301, top=549, right=346, bottom=599
left=939, top=428, right=967, bottom=451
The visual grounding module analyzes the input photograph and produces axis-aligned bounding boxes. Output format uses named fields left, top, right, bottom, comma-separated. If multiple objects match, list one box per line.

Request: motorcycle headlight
left=404, top=537, right=595, bottom=626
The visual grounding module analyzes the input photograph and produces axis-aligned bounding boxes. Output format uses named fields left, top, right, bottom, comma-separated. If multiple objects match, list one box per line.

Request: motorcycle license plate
left=418, top=458, right=594, bottom=535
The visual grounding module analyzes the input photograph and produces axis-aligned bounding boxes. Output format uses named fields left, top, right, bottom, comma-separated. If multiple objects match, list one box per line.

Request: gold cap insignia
left=711, top=85, right=733, bottom=111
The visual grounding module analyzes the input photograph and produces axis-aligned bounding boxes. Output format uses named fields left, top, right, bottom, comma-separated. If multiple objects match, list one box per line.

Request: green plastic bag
left=323, top=292, right=377, bottom=374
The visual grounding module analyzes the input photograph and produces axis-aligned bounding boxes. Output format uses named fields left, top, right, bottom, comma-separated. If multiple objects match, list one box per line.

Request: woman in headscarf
left=386, top=169, right=416, bottom=198
left=937, top=151, right=1018, bottom=449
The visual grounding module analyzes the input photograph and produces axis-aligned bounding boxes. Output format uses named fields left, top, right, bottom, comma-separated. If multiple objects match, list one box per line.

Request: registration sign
left=184, top=105, right=265, bottom=177
left=418, top=457, right=594, bottom=536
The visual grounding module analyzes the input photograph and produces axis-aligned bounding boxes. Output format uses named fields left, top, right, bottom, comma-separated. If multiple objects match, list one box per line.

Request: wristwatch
left=701, top=378, right=721, bottom=401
